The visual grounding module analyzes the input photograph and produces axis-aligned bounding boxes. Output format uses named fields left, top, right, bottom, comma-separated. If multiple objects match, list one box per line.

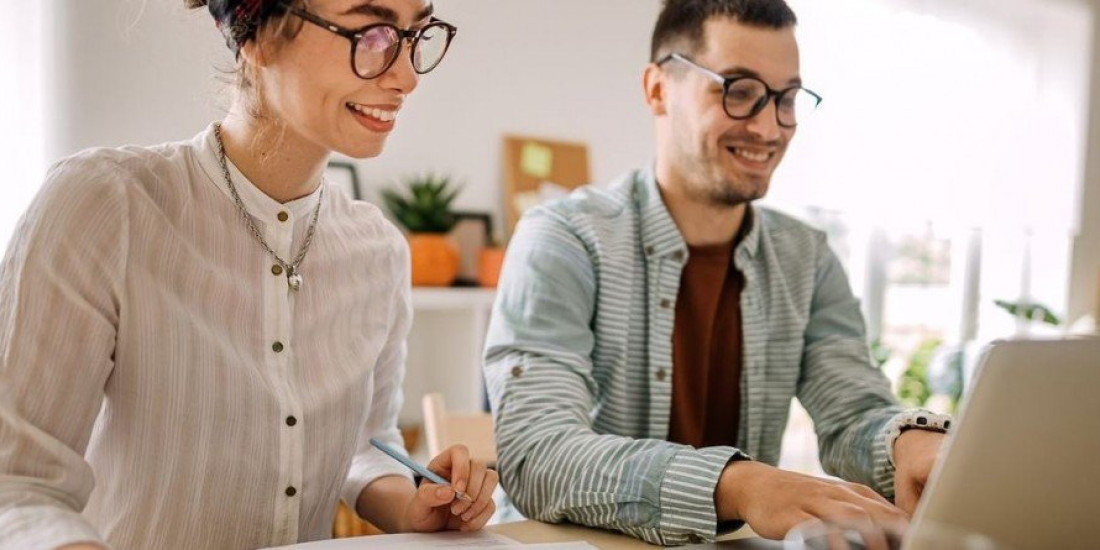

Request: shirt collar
left=633, top=164, right=761, bottom=260
left=192, top=123, right=324, bottom=223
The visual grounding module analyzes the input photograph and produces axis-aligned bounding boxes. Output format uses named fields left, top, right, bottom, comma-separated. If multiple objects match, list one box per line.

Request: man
left=483, top=0, right=950, bottom=545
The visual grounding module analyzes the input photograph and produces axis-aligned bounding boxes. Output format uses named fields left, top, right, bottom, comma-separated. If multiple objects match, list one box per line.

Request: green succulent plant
left=381, top=174, right=462, bottom=234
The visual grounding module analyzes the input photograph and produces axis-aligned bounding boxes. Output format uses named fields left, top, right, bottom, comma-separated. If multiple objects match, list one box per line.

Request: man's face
left=658, top=17, right=801, bottom=207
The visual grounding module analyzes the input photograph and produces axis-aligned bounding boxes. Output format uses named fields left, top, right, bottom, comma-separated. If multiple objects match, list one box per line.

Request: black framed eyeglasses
left=657, top=53, right=822, bottom=128
left=279, top=1, right=457, bottom=80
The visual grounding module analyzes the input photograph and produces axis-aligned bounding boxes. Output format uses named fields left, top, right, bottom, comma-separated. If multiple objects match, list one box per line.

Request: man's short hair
left=650, top=0, right=798, bottom=62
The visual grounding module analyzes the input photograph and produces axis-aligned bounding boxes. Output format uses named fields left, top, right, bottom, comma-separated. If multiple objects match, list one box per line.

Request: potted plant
left=382, top=174, right=462, bottom=287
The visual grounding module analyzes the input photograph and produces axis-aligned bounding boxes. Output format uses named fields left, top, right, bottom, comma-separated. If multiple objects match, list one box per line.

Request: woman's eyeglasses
left=280, top=1, right=457, bottom=80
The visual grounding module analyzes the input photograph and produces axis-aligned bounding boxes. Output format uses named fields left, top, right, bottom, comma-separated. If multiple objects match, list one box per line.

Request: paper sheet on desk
left=264, top=531, right=596, bottom=549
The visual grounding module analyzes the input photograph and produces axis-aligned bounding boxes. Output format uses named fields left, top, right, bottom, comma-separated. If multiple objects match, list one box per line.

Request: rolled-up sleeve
left=796, top=235, right=906, bottom=498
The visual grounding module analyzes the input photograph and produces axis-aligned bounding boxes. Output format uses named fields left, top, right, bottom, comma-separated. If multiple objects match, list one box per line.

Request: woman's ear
left=643, top=63, right=668, bottom=117
left=238, top=39, right=267, bottom=69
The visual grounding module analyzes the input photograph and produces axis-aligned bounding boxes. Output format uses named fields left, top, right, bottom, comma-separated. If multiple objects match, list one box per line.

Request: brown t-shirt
left=668, top=240, right=745, bottom=449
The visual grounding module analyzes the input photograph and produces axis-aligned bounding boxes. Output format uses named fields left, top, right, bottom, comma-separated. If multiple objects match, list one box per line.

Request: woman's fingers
left=451, top=461, right=487, bottom=517
left=427, top=444, right=471, bottom=493
left=460, top=469, right=499, bottom=523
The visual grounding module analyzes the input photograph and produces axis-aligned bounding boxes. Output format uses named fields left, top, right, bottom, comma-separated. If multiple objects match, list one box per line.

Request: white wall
left=30, top=0, right=1100, bottom=322
left=43, top=0, right=662, bottom=231
left=44, top=0, right=228, bottom=162
left=0, top=0, right=47, bottom=247
left=355, top=0, right=661, bottom=219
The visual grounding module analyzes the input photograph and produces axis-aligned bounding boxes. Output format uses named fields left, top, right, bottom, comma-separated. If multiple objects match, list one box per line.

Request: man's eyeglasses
left=657, top=53, right=822, bottom=128
left=279, top=1, right=457, bottom=80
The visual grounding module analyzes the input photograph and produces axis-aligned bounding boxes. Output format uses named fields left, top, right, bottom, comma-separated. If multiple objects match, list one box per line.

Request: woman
left=0, top=1, right=497, bottom=548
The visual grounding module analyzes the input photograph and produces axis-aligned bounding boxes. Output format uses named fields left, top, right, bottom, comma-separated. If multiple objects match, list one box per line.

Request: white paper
left=266, top=531, right=528, bottom=549
left=521, top=544, right=597, bottom=549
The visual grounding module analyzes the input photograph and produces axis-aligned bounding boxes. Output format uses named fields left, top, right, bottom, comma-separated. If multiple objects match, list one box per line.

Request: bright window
left=772, top=0, right=1094, bottom=475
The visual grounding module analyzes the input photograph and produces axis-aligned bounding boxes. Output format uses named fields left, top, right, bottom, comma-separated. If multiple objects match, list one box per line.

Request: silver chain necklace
left=213, top=122, right=323, bottom=292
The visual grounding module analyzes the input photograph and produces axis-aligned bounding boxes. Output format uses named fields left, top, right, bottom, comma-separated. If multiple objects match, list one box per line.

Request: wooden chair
left=422, top=392, right=497, bottom=467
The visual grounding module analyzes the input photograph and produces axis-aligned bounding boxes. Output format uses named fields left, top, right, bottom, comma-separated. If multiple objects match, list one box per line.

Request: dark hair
left=650, top=0, right=798, bottom=62
left=184, top=0, right=207, bottom=8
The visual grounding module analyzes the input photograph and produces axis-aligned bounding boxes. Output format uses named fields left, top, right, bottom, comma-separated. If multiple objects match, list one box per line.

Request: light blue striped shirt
left=484, top=167, right=909, bottom=545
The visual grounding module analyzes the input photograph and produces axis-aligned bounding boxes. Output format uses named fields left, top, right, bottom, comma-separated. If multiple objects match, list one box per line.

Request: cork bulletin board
left=501, top=135, right=591, bottom=238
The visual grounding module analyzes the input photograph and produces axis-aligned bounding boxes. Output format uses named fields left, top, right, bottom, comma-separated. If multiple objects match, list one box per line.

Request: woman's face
left=249, top=0, right=436, bottom=159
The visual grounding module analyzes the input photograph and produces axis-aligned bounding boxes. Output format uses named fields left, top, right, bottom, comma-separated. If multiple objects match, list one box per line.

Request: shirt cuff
left=656, top=446, right=747, bottom=545
left=340, top=446, right=416, bottom=518
left=0, top=503, right=106, bottom=550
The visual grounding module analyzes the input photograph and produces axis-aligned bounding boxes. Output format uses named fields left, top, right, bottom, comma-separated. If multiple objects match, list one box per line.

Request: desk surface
left=490, top=520, right=780, bottom=549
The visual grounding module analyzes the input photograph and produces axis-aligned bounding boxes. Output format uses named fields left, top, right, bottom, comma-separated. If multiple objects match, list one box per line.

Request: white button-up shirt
left=0, top=125, right=413, bottom=549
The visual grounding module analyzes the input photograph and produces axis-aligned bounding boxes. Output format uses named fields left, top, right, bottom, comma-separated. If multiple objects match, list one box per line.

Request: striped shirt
left=484, top=167, right=909, bottom=546
left=0, top=125, right=413, bottom=549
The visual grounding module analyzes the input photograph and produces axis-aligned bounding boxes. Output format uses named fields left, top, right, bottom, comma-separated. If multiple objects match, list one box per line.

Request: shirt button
left=511, top=366, right=523, bottom=378
left=645, top=245, right=656, bottom=256
left=671, top=250, right=685, bottom=262
left=285, top=416, right=297, bottom=426
left=272, top=264, right=284, bottom=276
left=655, top=369, right=667, bottom=382
left=285, top=486, right=297, bottom=497
left=277, top=211, right=289, bottom=222
left=660, top=299, right=673, bottom=309
left=272, top=341, right=285, bottom=353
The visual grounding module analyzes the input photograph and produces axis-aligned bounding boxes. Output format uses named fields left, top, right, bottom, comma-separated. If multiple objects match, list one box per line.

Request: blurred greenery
left=870, top=339, right=892, bottom=369
left=898, top=337, right=942, bottom=409
left=993, top=299, right=1062, bottom=326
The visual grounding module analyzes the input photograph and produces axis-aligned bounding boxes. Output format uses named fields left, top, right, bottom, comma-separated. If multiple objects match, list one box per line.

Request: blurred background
left=1, top=0, right=1098, bottom=478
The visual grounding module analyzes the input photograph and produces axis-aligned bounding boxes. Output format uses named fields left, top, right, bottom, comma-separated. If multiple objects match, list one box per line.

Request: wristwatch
left=885, top=410, right=952, bottom=467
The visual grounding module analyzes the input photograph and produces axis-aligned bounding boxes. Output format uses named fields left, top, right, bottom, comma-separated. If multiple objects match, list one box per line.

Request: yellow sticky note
left=520, top=142, right=554, bottom=179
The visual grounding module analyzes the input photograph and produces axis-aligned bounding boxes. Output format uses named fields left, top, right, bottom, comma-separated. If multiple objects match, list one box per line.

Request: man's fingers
left=846, top=482, right=892, bottom=506
left=828, top=484, right=909, bottom=525
left=808, top=494, right=908, bottom=544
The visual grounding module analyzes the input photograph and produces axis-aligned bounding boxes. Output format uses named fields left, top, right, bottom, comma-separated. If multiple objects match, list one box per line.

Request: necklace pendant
left=287, top=269, right=303, bottom=291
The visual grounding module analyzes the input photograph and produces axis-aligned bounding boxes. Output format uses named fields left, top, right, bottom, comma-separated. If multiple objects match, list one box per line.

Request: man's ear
left=643, top=63, right=669, bottom=117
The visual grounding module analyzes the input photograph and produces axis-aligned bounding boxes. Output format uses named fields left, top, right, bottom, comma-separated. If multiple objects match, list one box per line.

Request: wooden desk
left=490, top=520, right=780, bottom=549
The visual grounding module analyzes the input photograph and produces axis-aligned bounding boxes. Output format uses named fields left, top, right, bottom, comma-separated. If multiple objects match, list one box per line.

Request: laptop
left=685, top=337, right=1100, bottom=549
left=906, top=337, right=1100, bottom=550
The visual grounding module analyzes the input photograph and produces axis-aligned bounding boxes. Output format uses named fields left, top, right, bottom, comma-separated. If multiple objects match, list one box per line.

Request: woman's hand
left=400, top=444, right=498, bottom=533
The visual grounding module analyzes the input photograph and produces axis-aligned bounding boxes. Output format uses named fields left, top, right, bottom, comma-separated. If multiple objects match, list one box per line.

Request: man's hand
left=892, top=430, right=946, bottom=516
left=400, top=444, right=498, bottom=533
left=715, top=461, right=909, bottom=541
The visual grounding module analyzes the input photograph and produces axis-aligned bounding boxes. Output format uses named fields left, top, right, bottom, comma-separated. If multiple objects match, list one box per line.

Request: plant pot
left=409, top=233, right=460, bottom=287
left=478, top=246, right=506, bottom=288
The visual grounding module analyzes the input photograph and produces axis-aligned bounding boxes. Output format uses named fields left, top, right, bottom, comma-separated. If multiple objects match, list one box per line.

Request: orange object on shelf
left=478, top=247, right=506, bottom=288
left=409, top=234, right=460, bottom=287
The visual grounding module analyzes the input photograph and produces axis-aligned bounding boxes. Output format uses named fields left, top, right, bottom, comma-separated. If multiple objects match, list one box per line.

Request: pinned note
left=520, top=142, right=554, bottom=179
